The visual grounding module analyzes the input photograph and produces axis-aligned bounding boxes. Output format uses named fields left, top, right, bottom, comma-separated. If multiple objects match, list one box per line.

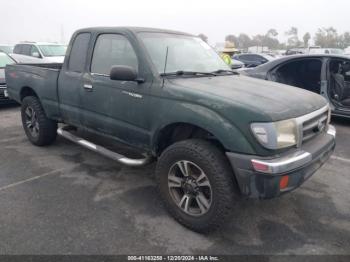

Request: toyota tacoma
left=5, top=27, right=336, bottom=232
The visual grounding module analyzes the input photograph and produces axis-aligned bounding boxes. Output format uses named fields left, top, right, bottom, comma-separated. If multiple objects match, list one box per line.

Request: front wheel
left=21, top=96, right=57, bottom=146
left=155, top=139, right=238, bottom=233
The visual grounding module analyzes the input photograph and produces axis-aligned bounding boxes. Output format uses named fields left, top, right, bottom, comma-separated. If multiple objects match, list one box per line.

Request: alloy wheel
left=168, top=160, right=212, bottom=216
left=24, top=106, right=39, bottom=138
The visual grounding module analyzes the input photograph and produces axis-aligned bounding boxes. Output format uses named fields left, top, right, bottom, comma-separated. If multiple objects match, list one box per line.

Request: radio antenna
left=163, top=46, right=169, bottom=75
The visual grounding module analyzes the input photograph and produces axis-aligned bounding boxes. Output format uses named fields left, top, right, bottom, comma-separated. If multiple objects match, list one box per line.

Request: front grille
left=0, top=93, right=9, bottom=100
left=301, top=109, right=328, bottom=143
left=0, top=88, right=9, bottom=100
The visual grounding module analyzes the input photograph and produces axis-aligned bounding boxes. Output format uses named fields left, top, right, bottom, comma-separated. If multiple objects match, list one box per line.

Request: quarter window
left=91, top=34, right=138, bottom=75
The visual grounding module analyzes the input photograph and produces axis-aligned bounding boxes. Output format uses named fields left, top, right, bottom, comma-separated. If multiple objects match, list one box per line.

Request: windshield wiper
left=160, top=70, right=216, bottom=77
left=211, top=69, right=239, bottom=75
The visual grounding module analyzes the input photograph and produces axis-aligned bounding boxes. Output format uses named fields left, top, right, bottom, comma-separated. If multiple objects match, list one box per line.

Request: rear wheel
left=21, top=96, right=57, bottom=146
left=156, top=139, right=238, bottom=233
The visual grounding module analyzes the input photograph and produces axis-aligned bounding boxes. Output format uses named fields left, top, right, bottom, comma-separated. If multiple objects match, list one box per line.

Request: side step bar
left=57, top=126, right=153, bottom=167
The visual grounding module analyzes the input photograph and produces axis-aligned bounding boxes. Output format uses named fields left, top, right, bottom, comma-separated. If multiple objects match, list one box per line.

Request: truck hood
left=168, top=75, right=327, bottom=121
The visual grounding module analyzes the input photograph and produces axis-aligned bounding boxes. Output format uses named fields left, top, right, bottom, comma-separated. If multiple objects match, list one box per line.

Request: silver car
left=13, top=42, right=67, bottom=63
left=0, top=52, right=16, bottom=103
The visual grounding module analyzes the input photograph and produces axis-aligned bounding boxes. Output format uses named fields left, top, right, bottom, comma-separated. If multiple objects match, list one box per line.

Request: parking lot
left=0, top=104, right=349, bottom=255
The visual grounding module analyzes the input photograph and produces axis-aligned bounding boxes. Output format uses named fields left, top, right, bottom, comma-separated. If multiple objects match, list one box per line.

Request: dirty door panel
left=80, top=33, right=152, bottom=148
left=58, top=33, right=91, bottom=126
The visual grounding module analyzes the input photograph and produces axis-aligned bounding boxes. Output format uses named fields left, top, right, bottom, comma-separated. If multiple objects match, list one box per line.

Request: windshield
left=139, top=33, right=230, bottom=74
left=0, top=52, right=15, bottom=67
left=0, top=46, right=14, bottom=54
left=261, top=54, right=274, bottom=60
left=38, top=45, right=67, bottom=57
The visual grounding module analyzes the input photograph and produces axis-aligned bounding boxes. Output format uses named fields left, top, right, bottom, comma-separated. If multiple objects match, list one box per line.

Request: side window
left=30, top=45, right=40, bottom=57
left=330, top=59, right=350, bottom=80
left=242, top=54, right=253, bottom=61
left=251, top=55, right=261, bottom=61
left=257, top=55, right=268, bottom=63
left=91, top=34, right=138, bottom=75
left=238, top=55, right=246, bottom=60
left=68, top=33, right=91, bottom=72
left=21, top=45, right=31, bottom=56
left=13, top=45, right=22, bottom=54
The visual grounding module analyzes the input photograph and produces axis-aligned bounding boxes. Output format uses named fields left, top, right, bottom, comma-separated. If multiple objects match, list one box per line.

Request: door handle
left=83, top=84, right=93, bottom=90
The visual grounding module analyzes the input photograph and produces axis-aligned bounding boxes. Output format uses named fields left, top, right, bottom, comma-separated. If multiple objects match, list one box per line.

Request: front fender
left=151, top=101, right=255, bottom=155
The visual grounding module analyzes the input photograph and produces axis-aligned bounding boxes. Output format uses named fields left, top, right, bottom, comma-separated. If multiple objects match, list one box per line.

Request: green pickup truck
left=5, top=27, right=336, bottom=232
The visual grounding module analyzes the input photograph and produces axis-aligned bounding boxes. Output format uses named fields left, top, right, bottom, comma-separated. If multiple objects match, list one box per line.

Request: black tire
left=21, top=96, right=57, bottom=146
left=155, top=139, right=238, bottom=233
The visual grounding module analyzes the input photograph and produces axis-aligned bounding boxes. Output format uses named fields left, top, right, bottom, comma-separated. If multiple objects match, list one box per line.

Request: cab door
left=57, top=32, right=91, bottom=126
left=80, top=33, right=153, bottom=148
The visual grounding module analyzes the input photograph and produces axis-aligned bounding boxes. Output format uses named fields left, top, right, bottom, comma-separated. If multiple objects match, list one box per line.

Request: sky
left=1, top=0, right=349, bottom=45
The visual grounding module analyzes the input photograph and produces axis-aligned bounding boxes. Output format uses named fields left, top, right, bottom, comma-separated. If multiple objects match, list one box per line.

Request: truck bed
left=5, top=63, right=63, bottom=118
left=16, top=63, right=63, bottom=70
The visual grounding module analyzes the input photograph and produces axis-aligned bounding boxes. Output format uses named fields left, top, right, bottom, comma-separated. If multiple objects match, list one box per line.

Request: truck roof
left=75, top=26, right=194, bottom=37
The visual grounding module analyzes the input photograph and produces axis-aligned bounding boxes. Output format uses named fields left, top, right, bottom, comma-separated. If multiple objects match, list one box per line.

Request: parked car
left=240, top=54, right=350, bottom=118
left=231, top=58, right=245, bottom=69
left=233, top=53, right=274, bottom=67
left=0, top=52, right=16, bottom=104
left=309, top=48, right=344, bottom=55
left=0, top=44, right=14, bottom=54
left=285, top=48, right=305, bottom=55
left=13, top=42, right=67, bottom=63
left=9, top=53, right=48, bottom=64
left=308, top=46, right=321, bottom=53
left=6, top=27, right=336, bottom=233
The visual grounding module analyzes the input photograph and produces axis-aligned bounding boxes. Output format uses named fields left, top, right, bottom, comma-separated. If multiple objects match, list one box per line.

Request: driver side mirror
left=110, top=65, right=144, bottom=83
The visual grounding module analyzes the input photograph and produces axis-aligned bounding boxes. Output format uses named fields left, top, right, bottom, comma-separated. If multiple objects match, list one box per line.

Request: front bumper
left=226, top=125, right=336, bottom=199
left=0, top=86, right=14, bottom=104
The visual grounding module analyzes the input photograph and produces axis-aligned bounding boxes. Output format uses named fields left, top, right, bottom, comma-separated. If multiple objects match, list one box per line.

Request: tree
left=263, top=29, right=279, bottom=49
left=267, top=28, right=278, bottom=38
left=303, top=32, right=311, bottom=47
left=251, top=34, right=265, bottom=47
left=342, top=32, right=350, bottom=48
left=314, top=27, right=339, bottom=48
left=263, top=37, right=279, bottom=49
left=198, top=33, right=208, bottom=43
left=285, top=27, right=301, bottom=47
left=237, top=33, right=252, bottom=49
left=286, top=27, right=298, bottom=36
left=225, top=35, right=238, bottom=46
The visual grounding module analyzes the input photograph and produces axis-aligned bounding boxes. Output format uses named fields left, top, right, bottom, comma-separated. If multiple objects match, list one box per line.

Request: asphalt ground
left=0, top=104, right=349, bottom=255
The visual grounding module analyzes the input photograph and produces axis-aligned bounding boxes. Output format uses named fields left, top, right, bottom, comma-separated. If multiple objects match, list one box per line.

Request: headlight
left=251, top=119, right=298, bottom=149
